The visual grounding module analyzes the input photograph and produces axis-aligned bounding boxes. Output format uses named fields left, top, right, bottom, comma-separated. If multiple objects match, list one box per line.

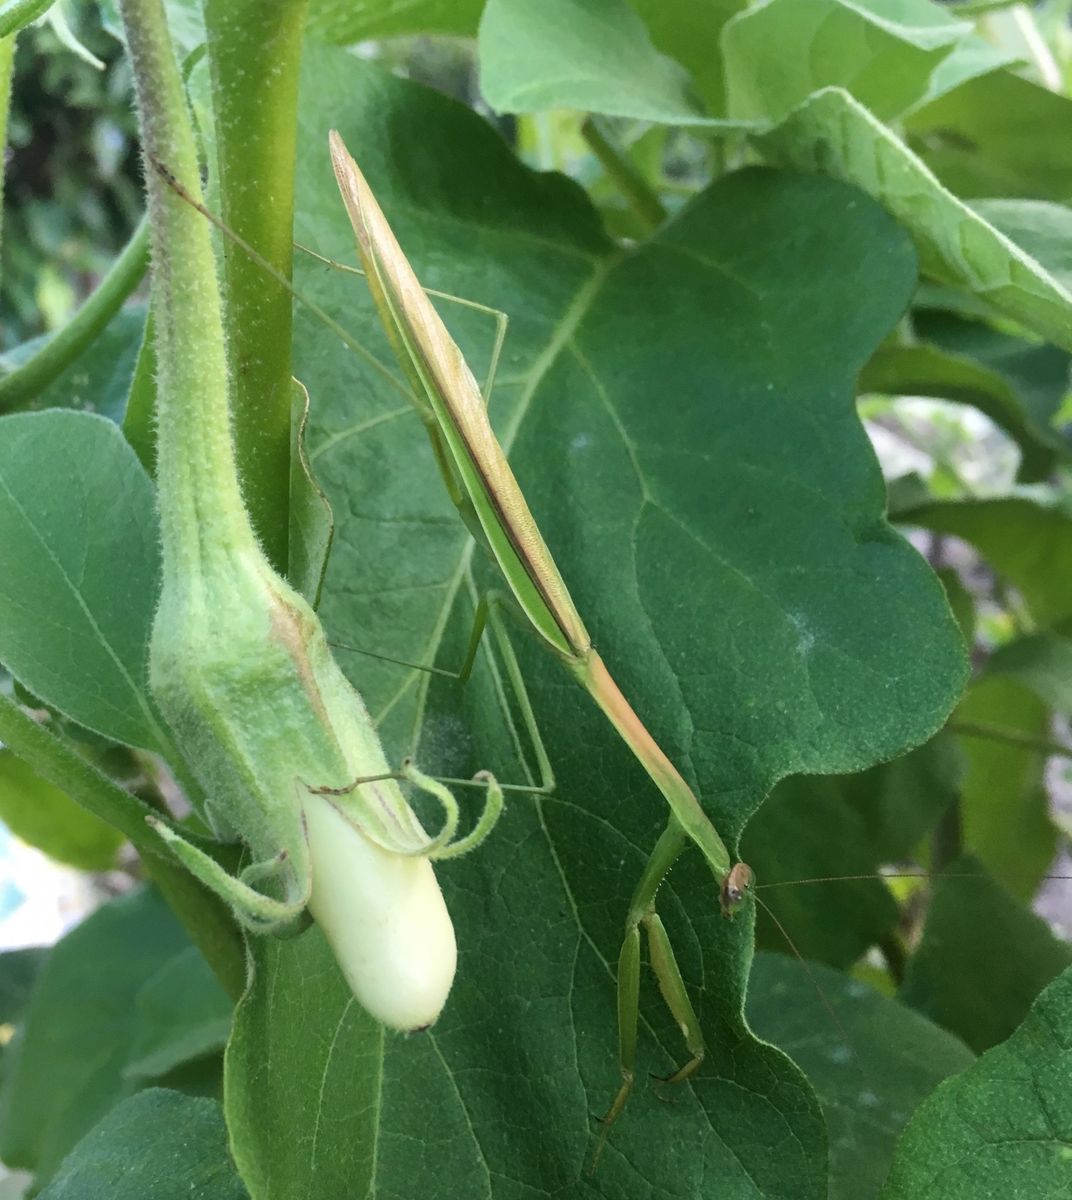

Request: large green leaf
left=0, top=888, right=190, bottom=1184
left=748, top=953, right=974, bottom=1200
left=479, top=0, right=714, bottom=123
left=721, top=0, right=970, bottom=123
left=906, top=68, right=1072, bottom=202
left=900, top=496, right=1072, bottom=627
left=0, top=410, right=170, bottom=752
left=0, top=749, right=123, bottom=871
left=898, top=857, right=1072, bottom=1053
left=36, top=1090, right=246, bottom=1200
left=882, top=965, right=1072, bottom=1198
left=225, top=51, right=967, bottom=1198
left=753, top=87, right=1072, bottom=353
left=974, top=199, right=1072, bottom=294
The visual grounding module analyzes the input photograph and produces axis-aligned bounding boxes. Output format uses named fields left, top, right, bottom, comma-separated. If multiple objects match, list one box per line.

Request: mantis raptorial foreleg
left=334, top=588, right=555, bottom=796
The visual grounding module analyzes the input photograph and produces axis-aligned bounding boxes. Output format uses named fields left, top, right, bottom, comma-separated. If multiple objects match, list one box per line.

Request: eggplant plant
left=0, top=1, right=1070, bottom=1198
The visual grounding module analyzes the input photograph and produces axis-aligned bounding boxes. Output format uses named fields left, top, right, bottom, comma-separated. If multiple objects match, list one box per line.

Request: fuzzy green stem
left=120, top=0, right=254, bottom=581
left=581, top=116, right=667, bottom=233
left=0, top=216, right=150, bottom=412
left=203, top=0, right=308, bottom=574
left=0, top=695, right=245, bottom=998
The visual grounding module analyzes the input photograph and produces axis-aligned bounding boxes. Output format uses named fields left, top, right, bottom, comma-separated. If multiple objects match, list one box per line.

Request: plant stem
left=120, top=0, right=253, bottom=577
left=203, top=0, right=309, bottom=575
left=949, top=718, right=1072, bottom=759
left=0, top=216, right=150, bottom=411
left=931, top=795, right=963, bottom=874
left=581, top=116, right=667, bottom=234
left=0, top=696, right=245, bottom=998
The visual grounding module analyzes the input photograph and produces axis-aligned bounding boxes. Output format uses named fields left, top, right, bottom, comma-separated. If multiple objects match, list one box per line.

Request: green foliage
left=2, top=0, right=1071, bottom=1197
left=0, top=889, right=193, bottom=1185
left=0, top=749, right=123, bottom=870
left=884, top=966, right=1072, bottom=1197
left=36, top=1090, right=247, bottom=1200
left=0, top=410, right=167, bottom=751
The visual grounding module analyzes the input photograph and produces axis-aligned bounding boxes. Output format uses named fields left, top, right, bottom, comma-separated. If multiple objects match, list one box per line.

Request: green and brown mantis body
left=326, top=132, right=753, bottom=1144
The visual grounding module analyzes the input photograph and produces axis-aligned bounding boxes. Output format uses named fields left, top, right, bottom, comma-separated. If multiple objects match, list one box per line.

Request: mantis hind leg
left=592, top=819, right=704, bottom=1169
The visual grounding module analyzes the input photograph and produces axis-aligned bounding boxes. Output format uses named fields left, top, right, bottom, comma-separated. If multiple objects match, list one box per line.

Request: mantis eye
left=721, top=862, right=754, bottom=915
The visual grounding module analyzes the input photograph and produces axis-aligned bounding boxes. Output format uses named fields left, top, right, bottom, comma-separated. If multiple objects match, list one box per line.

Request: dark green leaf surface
left=882, top=965, right=1072, bottom=1199
left=721, top=0, right=969, bottom=122
left=898, top=857, right=1072, bottom=1053
left=37, top=1090, right=247, bottom=1200
left=125, top=947, right=233, bottom=1082
left=479, top=0, right=713, bottom=123
left=0, top=410, right=169, bottom=751
left=901, top=497, right=1072, bottom=627
left=0, top=888, right=190, bottom=1184
left=0, top=749, right=123, bottom=870
left=747, top=953, right=975, bottom=1200
left=224, top=51, right=968, bottom=1199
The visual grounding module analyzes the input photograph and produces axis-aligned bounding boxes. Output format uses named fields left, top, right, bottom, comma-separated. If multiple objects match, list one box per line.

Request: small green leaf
left=898, top=857, right=1072, bottom=1053
left=124, top=947, right=233, bottom=1082
left=0, top=888, right=190, bottom=1184
left=36, top=1090, right=247, bottom=1200
left=748, top=953, right=975, bottom=1200
left=721, top=0, right=970, bottom=123
left=0, top=308, right=146, bottom=422
left=0, top=749, right=123, bottom=871
left=859, top=340, right=1070, bottom=484
left=882, top=965, right=1072, bottom=1198
left=901, top=496, right=1072, bottom=627
left=986, top=631, right=1072, bottom=715
left=956, top=678, right=1056, bottom=899
left=479, top=0, right=713, bottom=123
left=0, top=410, right=170, bottom=751
left=754, top=87, right=1072, bottom=353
